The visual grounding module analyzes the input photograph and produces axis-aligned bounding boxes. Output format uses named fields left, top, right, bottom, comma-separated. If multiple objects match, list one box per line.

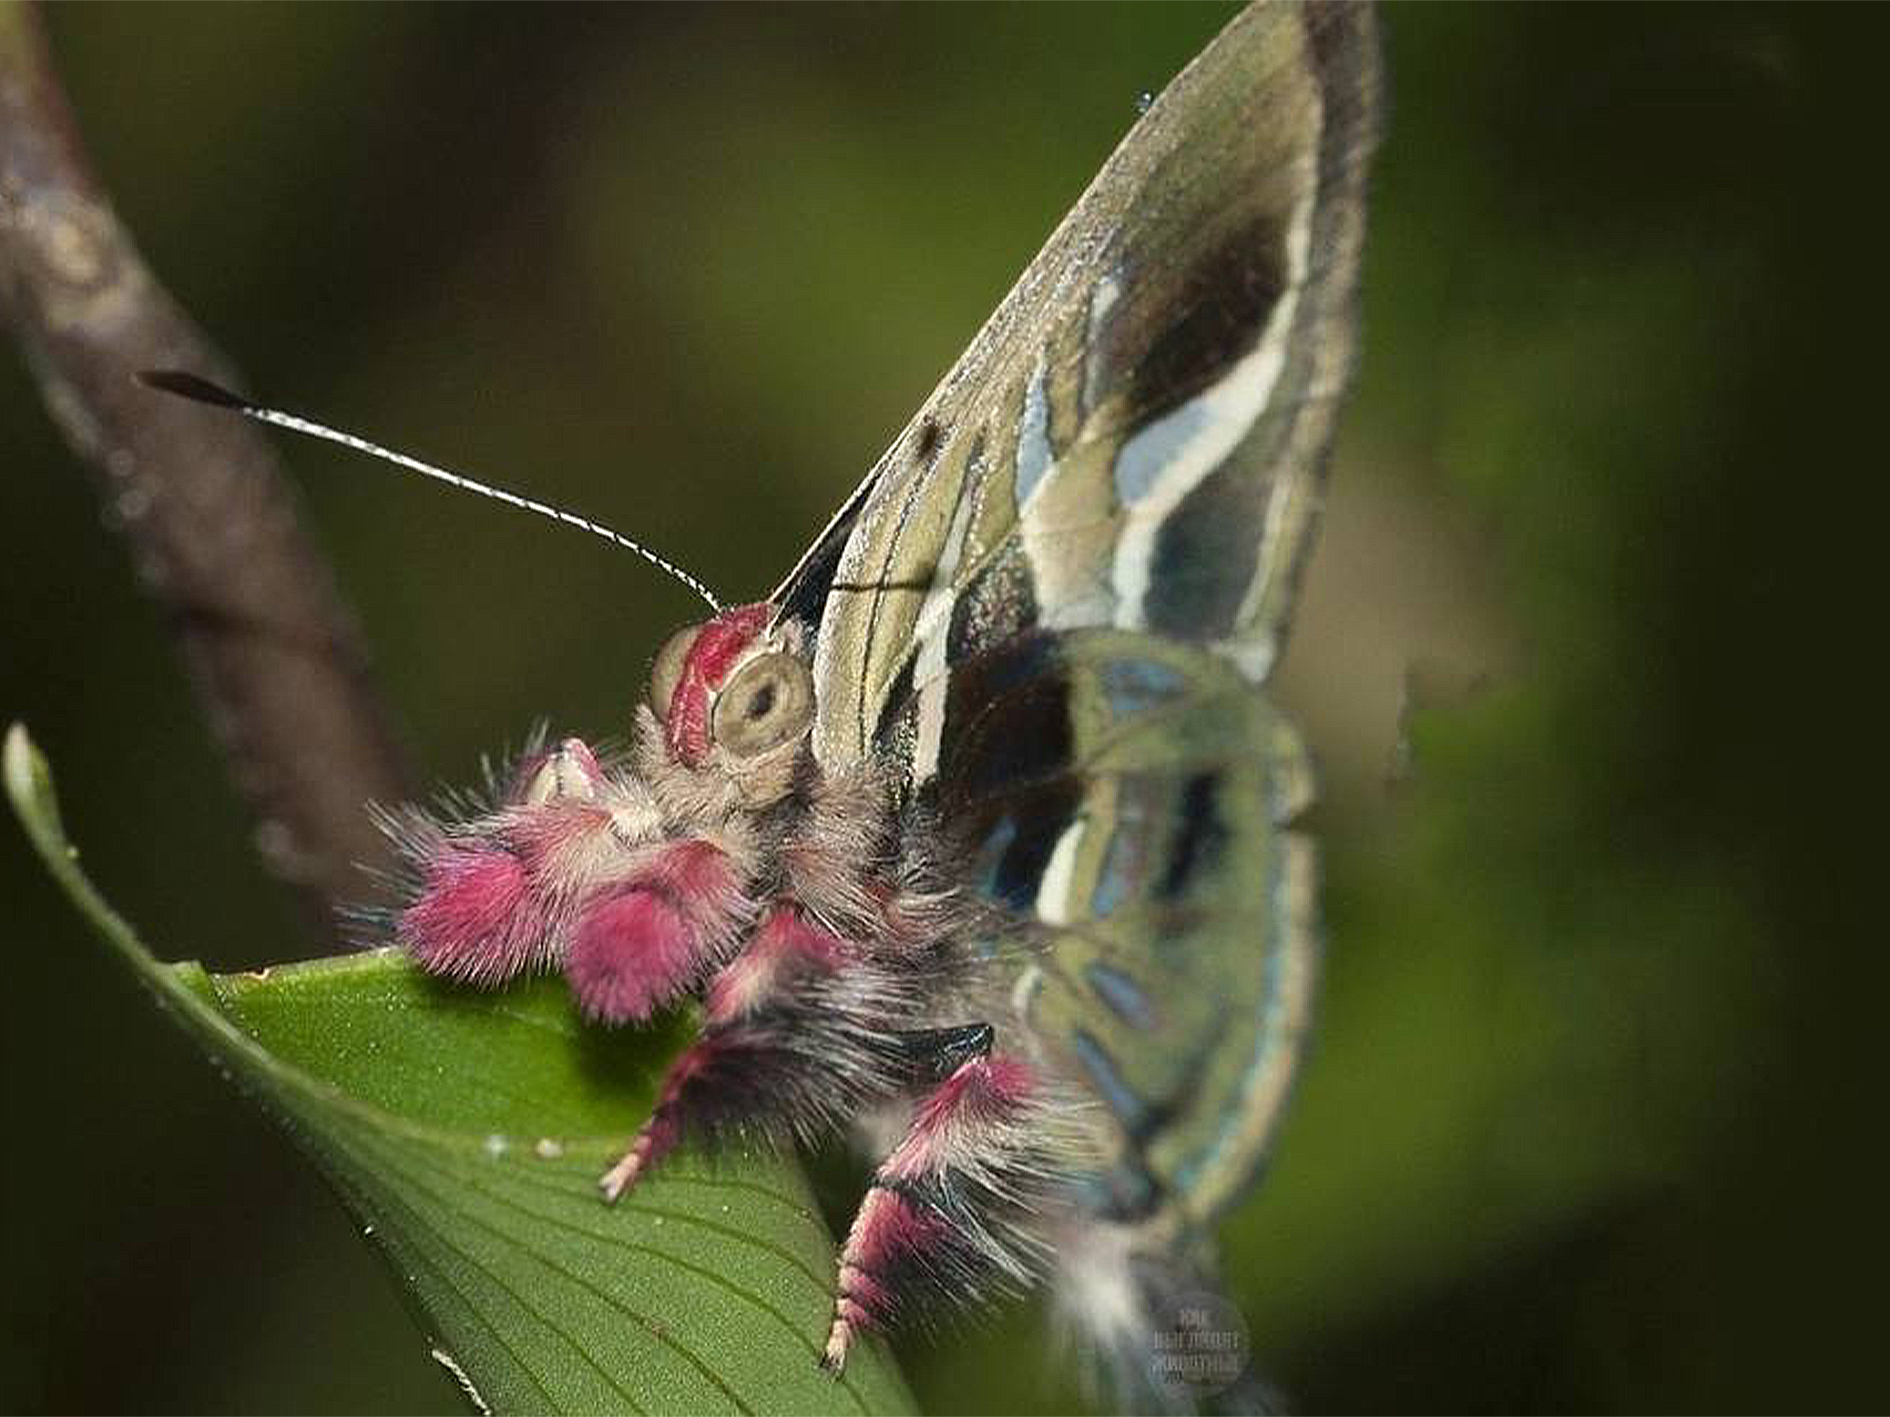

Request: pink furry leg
left=598, top=1021, right=786, bottom=1201
left=601, top=905, right=851, bottom=1199
left=704, top=904, right=845, bottom=1024
left=822, top=1053, right=1043, bottom=1374
left=396, top=736, right=617, bottom=986
left=599, top=1037, right=704, bottom=1200
left=563, top=839, right=751, bottom=1024
left=400, top=843, right=545, bottom=986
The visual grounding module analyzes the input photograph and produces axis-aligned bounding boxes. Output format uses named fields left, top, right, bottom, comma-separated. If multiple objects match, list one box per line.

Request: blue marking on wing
left=975, top=810, right=1060, bottom=913
left=1172, top=831, right=1294, bottom=1200
left=1085, top=961, right=1155, bottom=1029
left=1073, top=1028, right=1153, bottom=1137
left=1114, top=399, right=1210, bottom=503
left=1015, top=364, right=1054, bottom=505
left=1091, top=823, right=1133, bottom=918
left=1099, top=657, right=1185, bottom=718
left=975, top=816, right=1018, bottom=896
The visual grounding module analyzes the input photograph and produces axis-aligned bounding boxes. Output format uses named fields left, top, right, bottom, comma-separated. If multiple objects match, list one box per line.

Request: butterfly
left=144, top=0, right=1377, bottom=1403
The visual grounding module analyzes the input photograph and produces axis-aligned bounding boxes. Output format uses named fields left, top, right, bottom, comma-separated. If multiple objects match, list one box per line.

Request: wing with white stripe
left=783, top=0, right=1378, bottom=777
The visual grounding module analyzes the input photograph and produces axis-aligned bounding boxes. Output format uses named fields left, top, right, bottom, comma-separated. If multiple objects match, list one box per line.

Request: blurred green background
left=3, top=4, right=1882, bottom=1413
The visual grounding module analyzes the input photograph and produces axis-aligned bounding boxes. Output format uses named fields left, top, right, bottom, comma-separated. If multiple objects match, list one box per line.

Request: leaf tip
left=4, top=719, right=36, bottom=779
left=3, top=721, right=65, bottom=850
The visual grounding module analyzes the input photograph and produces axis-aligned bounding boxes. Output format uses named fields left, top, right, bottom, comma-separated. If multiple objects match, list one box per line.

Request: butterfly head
left=649, top=602, right=814, bottom=787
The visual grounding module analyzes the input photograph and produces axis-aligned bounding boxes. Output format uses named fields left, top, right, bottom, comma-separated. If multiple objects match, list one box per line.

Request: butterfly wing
left=925, top=627, right=1320, bottom=1231
left=784, top=0, right=1377, bottom=1235
left=777, top=0, right=1378, bottom=784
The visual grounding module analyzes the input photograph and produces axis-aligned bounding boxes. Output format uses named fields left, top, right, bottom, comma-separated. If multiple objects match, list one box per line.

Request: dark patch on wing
left=945, top=540, right=1036, bottom=670
left=1158, top=771, right=1229, bottom=901
left=933, top=633, right=1081, bottom=912
left=1124, top=208, right=1289, bottom=428
left=937, top=633, right=1071, bottom=798
left=1145, top=470, right=1266, bottom=639
left=956, top=780, right=1076, bottom=915
left=986, top=796, right=1060, bottom=912
left=873, top=656, right=918, bottom=752
left=914, top=417, right=943, bottom=464
left=772, top=522, right=850, bottom=629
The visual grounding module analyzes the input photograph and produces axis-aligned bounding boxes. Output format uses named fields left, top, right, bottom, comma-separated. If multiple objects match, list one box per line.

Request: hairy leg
left=823, top=1049, right=1051, bottom=1373
left=398, top=737, right=618, bottom=984
left=562, top=837, right=750, bottom=1023
left=599, top=900, right=857, bottom=1199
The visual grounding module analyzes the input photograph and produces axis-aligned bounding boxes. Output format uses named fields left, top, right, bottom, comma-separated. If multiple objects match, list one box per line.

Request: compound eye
left=648, top=623, right=700, bottom=721
left=711, top=652, right=814, bottom=758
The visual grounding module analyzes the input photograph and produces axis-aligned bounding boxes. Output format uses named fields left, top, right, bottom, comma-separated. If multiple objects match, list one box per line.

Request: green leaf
left=4, top=724, right=914, bottom=1417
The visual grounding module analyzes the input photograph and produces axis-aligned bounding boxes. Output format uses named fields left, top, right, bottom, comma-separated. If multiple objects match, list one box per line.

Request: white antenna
left=136, top=370, right=723, bottom=613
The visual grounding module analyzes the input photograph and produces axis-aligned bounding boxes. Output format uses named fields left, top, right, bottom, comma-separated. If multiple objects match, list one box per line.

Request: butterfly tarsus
left=823, top=1051, right=1052, bottom=1374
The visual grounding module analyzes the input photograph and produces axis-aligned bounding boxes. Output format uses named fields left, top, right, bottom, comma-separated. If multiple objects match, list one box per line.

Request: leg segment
left=397, top=734, right=751, bottom=1021
left=601, top=903, right=851, bottom=1198
left=822, top=1050, right=1050, bottom=1373
left=563, top=839, right=751, bottom=1024
left=598, top=1021, right=795, bottom=1200
left=398, top=737, right=612, bottom=985
left=704, top=904, right=845, bottom=1023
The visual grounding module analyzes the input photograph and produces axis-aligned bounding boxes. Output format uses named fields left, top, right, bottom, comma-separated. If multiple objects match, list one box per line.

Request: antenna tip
left=134, top=369, right=253, bottom=410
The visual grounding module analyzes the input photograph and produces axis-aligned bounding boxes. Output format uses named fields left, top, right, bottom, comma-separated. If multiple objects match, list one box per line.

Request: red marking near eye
left=665, top=602, right=771, bottom=767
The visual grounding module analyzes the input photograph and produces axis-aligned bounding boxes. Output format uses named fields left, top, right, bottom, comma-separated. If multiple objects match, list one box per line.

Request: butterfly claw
left=598, top=1150, right=643, bottom=1204
left=818, top=1314, right=857, bottom=1375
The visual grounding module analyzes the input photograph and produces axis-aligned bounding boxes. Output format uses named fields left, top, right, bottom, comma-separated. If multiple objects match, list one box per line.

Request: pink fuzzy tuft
left=866, top=1189, right=946, bottom=1258
left=644, top=838, right=748, bottom=933
left=402, top=845, right=544, bottom=985
left=763, top=906, right=847, bottom=969
left=876, top=1055, right=1040, bottom=1181
left=912, top=1056, right=1036, bottom=1133
left=979, top=1057, right=1038, bottom=1106
left=507, top=799, right=615, bottom=875
left=706, top=905, right=844, bottom=1020
left=565, top=887, right=698, bottom=1023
